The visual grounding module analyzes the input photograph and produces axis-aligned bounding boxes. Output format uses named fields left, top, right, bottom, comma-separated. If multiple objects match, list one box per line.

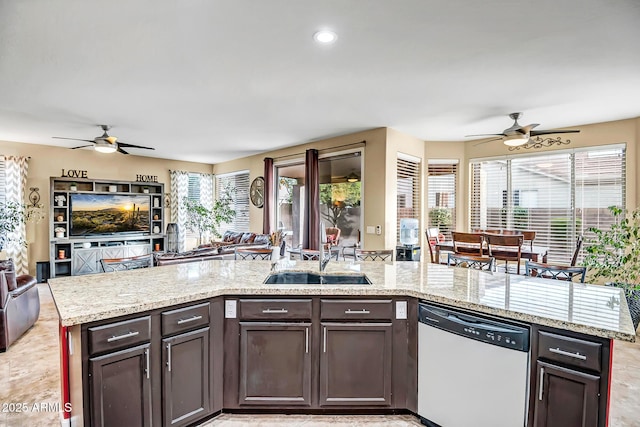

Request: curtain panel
left=303, top=149, right=319, bottom=250
left=263, top=157, right=274, bottom=235
left=170, top=170, right=190, bottom=252
left=2, top=156, right=29, bottom=274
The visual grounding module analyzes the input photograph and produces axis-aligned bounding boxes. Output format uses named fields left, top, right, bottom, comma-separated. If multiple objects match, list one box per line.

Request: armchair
left=0, top=260, right=40, bottom=352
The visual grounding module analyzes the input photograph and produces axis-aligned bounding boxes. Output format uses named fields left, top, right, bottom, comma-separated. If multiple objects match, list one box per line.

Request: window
left=470, top=145, right=626, bottom=263
left=397, top=154, right=421, bottom=244
left=0, top=158, right=5, bottom=204
left=428, top=160, right=457, bottom=239
left=216, top=171, right=250, bottom=233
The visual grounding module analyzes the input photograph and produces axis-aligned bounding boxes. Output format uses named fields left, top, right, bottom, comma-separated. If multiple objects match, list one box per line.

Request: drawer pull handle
left=549, top=347, right=587, bottom=360
left=177, top=315, right=203, bottom=325
left=107, top=331, right=139, bottom=343
left=262, top=309, right=288, bottom=314
left=305, top=327, right=309, bottom=354
left=538, top=366, right=545, bottom=401
left=323, top=326, right=327, bottom=353
left=345, top=309, right=370, bottom=314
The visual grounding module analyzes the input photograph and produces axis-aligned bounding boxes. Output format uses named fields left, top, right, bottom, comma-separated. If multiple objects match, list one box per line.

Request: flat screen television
left=70, top=193, right=151, bottom=236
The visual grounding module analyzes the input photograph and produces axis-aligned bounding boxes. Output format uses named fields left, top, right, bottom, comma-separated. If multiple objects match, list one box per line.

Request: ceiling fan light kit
left=52, top=124, right=155, bottom=155
left=346, top=172, right=360, bottom=182
left=503, top=133, right=529, bottom=147
left=94, top=142, right=117, bottom=153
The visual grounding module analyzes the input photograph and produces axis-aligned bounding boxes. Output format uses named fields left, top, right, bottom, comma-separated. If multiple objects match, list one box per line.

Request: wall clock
left=250, top=176, right=265, bottom=208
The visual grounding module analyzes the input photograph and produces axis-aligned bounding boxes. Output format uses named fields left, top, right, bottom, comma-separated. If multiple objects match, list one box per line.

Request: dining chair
left=100, top=254, right=153, bottom=272
left=447, top=253, right=495, bottom=271
left=485, top=233, right=523, bottom=274
left=354, top=249, right=393, bottom=262
left=235, top=248, right=273, bottom=260
left=451, top=232, right=485, bottom=256
left=570, top=235, right=583, bottom=266
left=425, top=228, right=447, bottom=264
left=525, top=261, right=587, bottom=283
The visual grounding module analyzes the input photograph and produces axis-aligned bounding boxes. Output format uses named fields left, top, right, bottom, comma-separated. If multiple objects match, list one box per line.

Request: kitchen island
left=49, top=259, right=636, bottom=427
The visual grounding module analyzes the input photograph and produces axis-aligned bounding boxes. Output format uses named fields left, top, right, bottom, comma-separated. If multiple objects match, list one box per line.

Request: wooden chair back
left=355, top=249, right=393, bottom=262
left=571, top=235, right=583, bottom=266
left=235, top=248, right=273, bottom=260
left=447, top=254, right=495, bottom=271
left=452, top=232, right=484, bottom=256
left=100, top=254, right=153, bottom=272
left=525, top=261, right=587, bottom=283
left=425, top=228, right=440, bottom=263
left=485, top=233, right=523, bottom=274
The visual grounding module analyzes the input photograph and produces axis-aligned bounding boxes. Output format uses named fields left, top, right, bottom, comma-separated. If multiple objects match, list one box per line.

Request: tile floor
left=0, top=284, right=637, bottom=426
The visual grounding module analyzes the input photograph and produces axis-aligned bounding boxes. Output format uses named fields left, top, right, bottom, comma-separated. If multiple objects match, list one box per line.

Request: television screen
left=70, top=193, right=150, bottom=236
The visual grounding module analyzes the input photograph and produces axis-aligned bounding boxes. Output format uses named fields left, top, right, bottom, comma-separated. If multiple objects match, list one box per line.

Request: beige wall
left=213, top=128, right=390, bottom=249
left=0, top=140, right=213, bottom=274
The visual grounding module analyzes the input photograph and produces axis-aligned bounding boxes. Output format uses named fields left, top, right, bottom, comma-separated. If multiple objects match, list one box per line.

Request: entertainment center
left=49, top=177, right=166, bottom=277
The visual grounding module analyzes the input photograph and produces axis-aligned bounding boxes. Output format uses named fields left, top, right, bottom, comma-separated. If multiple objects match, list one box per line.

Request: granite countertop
left=48, top=259, right=637, bottom=341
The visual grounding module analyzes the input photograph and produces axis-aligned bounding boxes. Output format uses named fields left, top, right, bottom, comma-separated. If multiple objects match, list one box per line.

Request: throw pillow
left=0, top=259, right=18, bottom=291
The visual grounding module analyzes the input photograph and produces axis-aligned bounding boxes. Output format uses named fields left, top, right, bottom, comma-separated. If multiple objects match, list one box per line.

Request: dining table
left=435, top=241, right=549, bottom=264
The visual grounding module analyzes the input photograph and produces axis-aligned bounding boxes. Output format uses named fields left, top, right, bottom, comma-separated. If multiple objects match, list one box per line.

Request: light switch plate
left=396, top=301, right=407, bottom=319
left=366, top=226, right=375, bottom=234
left=225, top=300, right=237, bottom=319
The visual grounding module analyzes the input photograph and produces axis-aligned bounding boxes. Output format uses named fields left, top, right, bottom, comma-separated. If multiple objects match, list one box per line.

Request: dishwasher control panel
left=418, top=303, right=529, bottom=352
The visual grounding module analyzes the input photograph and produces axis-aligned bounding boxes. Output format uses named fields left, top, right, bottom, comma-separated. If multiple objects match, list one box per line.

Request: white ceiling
left=1, top=0, right=639, bottom=164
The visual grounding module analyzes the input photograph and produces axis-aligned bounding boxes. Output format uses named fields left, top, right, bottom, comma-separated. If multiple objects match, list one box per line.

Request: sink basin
left=264, top=272, right=372, bottom=285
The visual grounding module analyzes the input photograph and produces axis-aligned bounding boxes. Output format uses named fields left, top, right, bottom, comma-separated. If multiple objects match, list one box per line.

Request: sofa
left=0, top=259, right=40, bottom=352
left=155, top=231, right=271, bottom=266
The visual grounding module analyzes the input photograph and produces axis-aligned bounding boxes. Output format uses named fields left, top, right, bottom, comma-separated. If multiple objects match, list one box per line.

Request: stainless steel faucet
left=319, top=221, right=330, bottom=271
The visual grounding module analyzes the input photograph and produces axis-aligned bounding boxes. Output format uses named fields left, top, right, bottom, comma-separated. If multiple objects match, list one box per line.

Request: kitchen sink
left=264, top=272, right=372, bottom=285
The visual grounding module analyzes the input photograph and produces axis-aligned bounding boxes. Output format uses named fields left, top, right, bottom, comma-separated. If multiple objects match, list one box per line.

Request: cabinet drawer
left=320, top=299, right=393, bottom=320
left=161, top=302, right=210, bottom=336
left=88, top=316, right=151, bottom=355
left=238, top=299, right=312, bottom=320
left=537, top=331, right=602, bottom=372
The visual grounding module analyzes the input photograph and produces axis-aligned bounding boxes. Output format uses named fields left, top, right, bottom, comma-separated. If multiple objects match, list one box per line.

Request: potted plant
left=70, top=182, right=78, bottom=191
left=183, top=195, right=235, bottom=247
left=142, top=186, right=150, bottom=194
left=428, top=207, right=452, bottom=240
left=583, top=205, right=640, bottom=330
left=54, top=194, right=66, bottom=207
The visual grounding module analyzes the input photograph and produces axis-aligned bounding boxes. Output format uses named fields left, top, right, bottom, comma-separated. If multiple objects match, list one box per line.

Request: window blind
left=397, top=155, right=421, bottom=244
left=216, top=172, right=250, bottom=233
left=428, top=161, right=457, bottom=239
left=0, top=158, right=6, bottom=205
left=470, top=145, right=626, bottom=264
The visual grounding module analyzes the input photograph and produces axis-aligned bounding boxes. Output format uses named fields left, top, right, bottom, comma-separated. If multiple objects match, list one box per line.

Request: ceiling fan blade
left=530, top=129, right=580, bottom=136
left=519, top=123, right=540, bottom=134
left=70, top=145, right=94, bottom=149
left=465, top=133, right=506, bottom=138
left=117, top=142, right=155, bottom=150
left=473, top=137, right=503, bottom=146
left=117, top=146, right=130, bottom=155
left=52, top=137, right=95, bottom=143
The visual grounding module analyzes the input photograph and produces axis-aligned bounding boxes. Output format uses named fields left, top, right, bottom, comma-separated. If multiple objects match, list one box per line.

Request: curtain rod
left=271, top=140, right=366, bottom=161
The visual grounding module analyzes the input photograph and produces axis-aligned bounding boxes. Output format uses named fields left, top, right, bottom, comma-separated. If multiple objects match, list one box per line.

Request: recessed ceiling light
left=313, top=30, right=337, bottom=44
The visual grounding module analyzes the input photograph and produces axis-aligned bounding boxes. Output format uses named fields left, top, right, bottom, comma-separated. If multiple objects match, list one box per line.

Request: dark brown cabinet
left=529, top=326, right=611, bottom=427
left=89, top=343, right=152, bottom=427
left=162, top=327, right=211, bottom=427
left=533, top=360, right=600, bottom=427
left=238, top=322, right=312, bottom=406
left=319, top=322, right=393, bottom=406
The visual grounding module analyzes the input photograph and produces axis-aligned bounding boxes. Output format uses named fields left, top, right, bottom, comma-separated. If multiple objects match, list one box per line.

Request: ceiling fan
left=52, top=125, right=155, bottom=154
left=467, top=112, right=580, bottom=147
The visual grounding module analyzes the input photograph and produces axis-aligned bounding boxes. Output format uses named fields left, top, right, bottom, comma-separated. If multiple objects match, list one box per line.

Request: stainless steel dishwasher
left=418, top=303, right=530, bottom=427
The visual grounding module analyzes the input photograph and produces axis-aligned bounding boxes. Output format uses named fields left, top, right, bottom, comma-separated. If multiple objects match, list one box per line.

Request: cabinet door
left=162, top=328, right=211, bottom=427
left=89, top=343, right=152, bottom=427
left=320, top=322, right=392, bottom=406
left=73, top=248, right=100, bottom=275
left=533, top=360, right=600, bottom=427
left=239, top=322, right=312, bottom=406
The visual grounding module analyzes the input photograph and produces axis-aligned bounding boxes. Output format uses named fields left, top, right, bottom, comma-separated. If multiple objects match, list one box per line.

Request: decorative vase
left=56, top=232, right=64, bottom=238
left=56, top=215, right=64, bottom=222
left=143, top=188, right=149, bottom=194
left=57, top=201, right=64, bottom=207
left=108, top=185, right=117, bottom=192
left=153, top=198, right=160, bottom=208
left=271, top=246, right=281, bottom=260
left=153, top=226, right=160, bottom=234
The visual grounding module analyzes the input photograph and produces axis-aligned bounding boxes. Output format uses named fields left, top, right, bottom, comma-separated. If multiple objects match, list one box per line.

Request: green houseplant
left=0, top=201, right=26, bottom=252
left=183, top=197, right=235, bottom=246
left=583, top=205, right=640, bottom=330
